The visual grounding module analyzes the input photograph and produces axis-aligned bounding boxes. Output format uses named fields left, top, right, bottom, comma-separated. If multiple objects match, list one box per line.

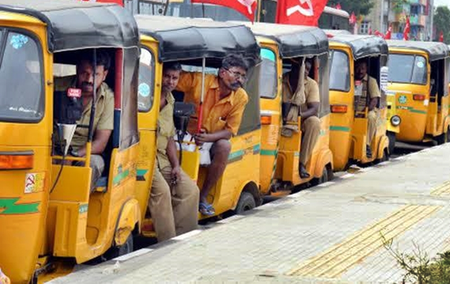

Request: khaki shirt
left=283, top=75, right=320, bottom=113
left=176, top=72, right=248, bottom=136
left=363, top=75, right=381, bottom=99
left=54, top=76, right=114, bottom=150
left=156, top=92, right=176, bottom=170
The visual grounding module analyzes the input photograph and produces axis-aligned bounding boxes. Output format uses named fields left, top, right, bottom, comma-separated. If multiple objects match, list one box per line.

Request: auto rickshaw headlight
left=390, top=115, right=401, bottom=126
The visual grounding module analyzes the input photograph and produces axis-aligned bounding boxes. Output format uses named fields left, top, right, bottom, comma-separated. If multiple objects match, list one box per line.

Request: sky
left=434, top=0, right=450, bottom=8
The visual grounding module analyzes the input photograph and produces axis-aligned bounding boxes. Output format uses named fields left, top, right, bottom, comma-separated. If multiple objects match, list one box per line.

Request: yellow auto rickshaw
left=328, top=34, right=390, bottom=171
left=135, top=15, right=262, bottom=223
left=244, top=23, right=333, bottom=194
left=387, top=41, right=450, bottom=144
left=0, top=0, right=141, bottom=282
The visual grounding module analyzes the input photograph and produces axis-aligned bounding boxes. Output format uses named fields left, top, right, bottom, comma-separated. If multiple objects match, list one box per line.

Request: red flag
left=403, top=17, right=410, bottom=40
left=276, top=0, right=329, bottom=26
left=439, top=31, right=444, bottom=42
left=335, top=3, right=341, bottom=10
left=374, top=30, right=385, bottom=38
left=349, top=12, right=356, bottom=25
left=385, top=24, right=392, bottom=40
left=191, top=0, right=257, bottom=22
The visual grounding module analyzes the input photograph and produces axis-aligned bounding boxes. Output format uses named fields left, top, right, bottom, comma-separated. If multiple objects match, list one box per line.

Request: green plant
left=381, top=233, right=450, bottom=283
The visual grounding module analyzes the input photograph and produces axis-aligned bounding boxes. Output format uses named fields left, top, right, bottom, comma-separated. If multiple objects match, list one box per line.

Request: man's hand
left=194, top=132, right=214, bottom=145
left=171, top=166, right=181, bottom=184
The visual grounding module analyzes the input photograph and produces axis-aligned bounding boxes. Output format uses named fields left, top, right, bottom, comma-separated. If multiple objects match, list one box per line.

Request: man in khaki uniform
left=149, top=62, right=199, bottom=242
left=354, top=60, right=380, bottom=158
left=283, top=60, right=321, bottom=178
left=55, top=51, right=114, bottom=192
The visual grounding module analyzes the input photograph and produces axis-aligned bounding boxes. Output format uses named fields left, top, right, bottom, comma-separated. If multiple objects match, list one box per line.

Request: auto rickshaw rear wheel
left=387, top=131, right=396, bottom=155
left=235, top=191, right=256, bottom=214
left=436, top=128, right=450, bottom=145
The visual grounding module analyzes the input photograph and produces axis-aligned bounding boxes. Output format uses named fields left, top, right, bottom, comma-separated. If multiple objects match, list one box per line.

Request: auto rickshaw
left=243, top=22, right=333, bottom=195
left=387, top=41, right=450, bottom=144
left=0, top=1, right=140, bottom=283
left=135, top=15, right=262, bottom=224
left=327, top=34, right=390, bottom=171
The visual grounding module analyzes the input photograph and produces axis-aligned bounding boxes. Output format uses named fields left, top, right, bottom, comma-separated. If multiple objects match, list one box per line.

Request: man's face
left=76, top=60, right=108, bottom=96
left=304, top=62, right=312, bottom=79
left=355, top=62, right=367, bottom=80
left=220, top=66, right=246, bottom=91
left=162, top=69, right=181, bottom=94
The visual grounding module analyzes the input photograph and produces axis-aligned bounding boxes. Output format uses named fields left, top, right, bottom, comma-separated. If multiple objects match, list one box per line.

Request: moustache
left=231, top=82, right=243, bottom=89
left=81, top=82, right=93, bottom=88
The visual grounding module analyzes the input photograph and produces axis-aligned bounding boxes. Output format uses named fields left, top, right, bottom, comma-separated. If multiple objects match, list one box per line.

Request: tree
left=434, top=6, right=450, bottom=44
left=328, top=0, right=374, bottom=16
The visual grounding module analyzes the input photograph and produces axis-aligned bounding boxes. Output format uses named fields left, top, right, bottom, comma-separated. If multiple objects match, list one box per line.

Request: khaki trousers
left=73, top=154, right=104, bottom=193
left=367, top=109, right=378, bottom=146
left=300, top=116, right=321, bottom=165
left=149, top=166, right=199, bottom=242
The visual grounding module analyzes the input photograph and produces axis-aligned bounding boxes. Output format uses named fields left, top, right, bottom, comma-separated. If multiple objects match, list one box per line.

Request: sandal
left=199, top=202, right=215, bottom=216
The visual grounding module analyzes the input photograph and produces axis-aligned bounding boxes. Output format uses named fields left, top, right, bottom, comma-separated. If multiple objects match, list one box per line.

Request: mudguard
left=114, top=198, right=141, bottom=246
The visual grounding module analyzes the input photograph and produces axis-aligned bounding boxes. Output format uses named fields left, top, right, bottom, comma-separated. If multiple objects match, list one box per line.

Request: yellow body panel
left=136, top=36, right=161, bottom=230
left=0, top=13, right=53, bottom=284
left=0, top=11, right=141, bottom=283
left=386, top=92, right=400, bottom=134
left=387, top=49, right=449, bottom=142
left=199, top=130, right=261, bottom=216
left=329, top=44, right=388, bottom=171
left=257, top=37, right=333, bottom=194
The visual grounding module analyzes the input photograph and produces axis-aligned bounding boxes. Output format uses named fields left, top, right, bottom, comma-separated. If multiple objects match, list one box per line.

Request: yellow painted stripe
left=288, top=205, right=440, bottom=278
left=430, top=181, right=450, bottom=196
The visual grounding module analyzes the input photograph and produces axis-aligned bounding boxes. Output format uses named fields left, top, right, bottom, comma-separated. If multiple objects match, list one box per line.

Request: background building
left=360, top=0, right=433, bottom=40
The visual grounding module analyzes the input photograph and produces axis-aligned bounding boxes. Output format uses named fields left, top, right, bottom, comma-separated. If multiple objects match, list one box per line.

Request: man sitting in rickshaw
left=354, top=60, right=380, bottom=158
left=148, top=62, right=199, bottom=242
left=55, top=51, right=114, bottom=192
left=176, top=54, right=249, bottom=216
left=282, top=59, right=320, bottom=178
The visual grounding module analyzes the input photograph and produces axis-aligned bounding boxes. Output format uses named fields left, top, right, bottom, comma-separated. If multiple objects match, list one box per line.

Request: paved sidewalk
left=51, top=144, right=450, bottom=284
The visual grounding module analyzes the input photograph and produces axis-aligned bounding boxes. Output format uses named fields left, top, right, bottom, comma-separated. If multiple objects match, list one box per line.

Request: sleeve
left=97, top=91, right=114, bottom=130
left=369, top=77, right=381, bottom=98
left=307, top=79, right=320, bottom=103
left=225, top=90, right=249, bottom=136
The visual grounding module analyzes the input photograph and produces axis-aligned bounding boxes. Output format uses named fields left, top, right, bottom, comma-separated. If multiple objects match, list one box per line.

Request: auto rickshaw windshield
left=329, top=50, right=350, bottom=92
left=388, top=54, right=427, bottom=85
left=0, top=29, right=43, bottom=122
left=259, top=48, right=277, bottom=99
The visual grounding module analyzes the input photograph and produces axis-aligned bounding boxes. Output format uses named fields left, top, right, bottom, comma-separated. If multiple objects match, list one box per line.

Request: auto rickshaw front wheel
left=387, top=131, right=396, bottom=155
left=104, top=233, right=134, bottom=260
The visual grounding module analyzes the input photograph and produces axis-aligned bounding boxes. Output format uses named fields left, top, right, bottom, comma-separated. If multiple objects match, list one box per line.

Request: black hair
left=79, top=50, right=111, bottom=70
left=163, top=61, right=182, bottom=73
left=221, top=54, right=248, bottom=71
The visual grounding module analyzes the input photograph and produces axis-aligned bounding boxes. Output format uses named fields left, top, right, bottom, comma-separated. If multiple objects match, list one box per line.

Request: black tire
left=311, top=166, right=328, bottom=186
left=117, top=233, right=134, bottom=256
left=105, top=233, right=134, bottom=260
left=376, top=149, right=389, bottom=163
left=387, top=131, right=396, bottom=156
left=436, top=129, right=450, bottom=145
left=235, top=191, right=256, bottom=214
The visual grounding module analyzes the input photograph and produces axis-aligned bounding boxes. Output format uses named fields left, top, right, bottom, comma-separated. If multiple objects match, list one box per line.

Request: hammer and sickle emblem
left=286, top=0, right=314, bottom=17
left=237, top=0, right=256, bottom=14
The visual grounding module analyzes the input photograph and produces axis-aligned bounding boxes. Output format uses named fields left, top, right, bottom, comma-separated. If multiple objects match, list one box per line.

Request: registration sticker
left=24, top=173, right=45, bottom=194
left=139, top=83, right=150, bottom=97
left=398, top=95, right=407, bottom=104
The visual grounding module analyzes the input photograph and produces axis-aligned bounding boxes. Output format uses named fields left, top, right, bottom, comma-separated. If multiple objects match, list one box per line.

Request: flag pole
left=256, top=0, right=261, bottom=22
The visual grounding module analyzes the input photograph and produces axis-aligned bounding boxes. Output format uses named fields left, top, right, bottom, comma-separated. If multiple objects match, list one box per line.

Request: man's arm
left=368, top=77, right=381, bottom=111
left=166, top=137, right=182, bottom=182
left=77, top=129, right=112, bottom=157
left=301, top=102, right=320, bottom=120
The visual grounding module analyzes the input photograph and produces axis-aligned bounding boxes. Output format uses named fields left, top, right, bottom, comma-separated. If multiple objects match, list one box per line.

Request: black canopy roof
left=0, top=0, right=139, bottom=52
left=329, top=34, right=388, bottom=60
left=239, top=22, right=328, bottom=58
left=135, top=15, right=260, bottom=64
left=387, top=40, right=449, bottom=61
